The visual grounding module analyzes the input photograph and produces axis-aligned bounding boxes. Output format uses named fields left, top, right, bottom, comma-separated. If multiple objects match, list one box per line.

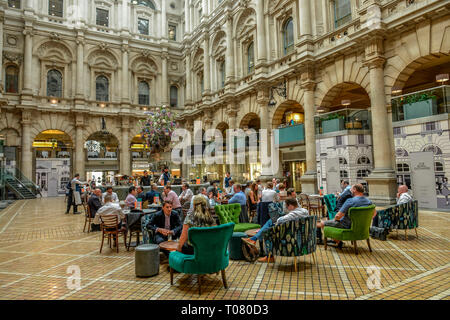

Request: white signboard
left=410, top=151, right=437, bottom=209
left=325, top=157, right=341, bottom=194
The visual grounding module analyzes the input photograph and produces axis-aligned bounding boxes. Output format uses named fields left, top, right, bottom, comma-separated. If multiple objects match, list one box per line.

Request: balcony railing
left=275, top=123, right=305, bottom=147
left=391, top=85, right=450, bottom=122
left=315, top=109, right=371, bottom=135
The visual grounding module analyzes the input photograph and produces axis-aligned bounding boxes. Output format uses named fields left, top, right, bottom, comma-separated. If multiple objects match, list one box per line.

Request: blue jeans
left=250, top=220, right=274, bottom=241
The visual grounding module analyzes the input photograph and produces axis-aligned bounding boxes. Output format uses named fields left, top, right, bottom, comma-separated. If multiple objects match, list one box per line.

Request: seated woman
left=176, top=195, right=216, bottom=255
left=248, top=182, right=258, bottom=212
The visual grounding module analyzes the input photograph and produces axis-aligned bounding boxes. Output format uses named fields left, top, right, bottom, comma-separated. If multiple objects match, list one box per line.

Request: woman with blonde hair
left=176, top=195, right=216, bottom=254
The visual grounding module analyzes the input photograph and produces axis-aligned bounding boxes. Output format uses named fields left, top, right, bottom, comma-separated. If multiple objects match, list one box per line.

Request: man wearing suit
left=88, top=188, right=103, bottom=218
left=146, top=201, right=182, bottom=244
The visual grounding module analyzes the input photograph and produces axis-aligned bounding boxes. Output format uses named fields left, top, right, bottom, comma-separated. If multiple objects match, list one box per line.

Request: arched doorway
left=317, top=82, right=372, bottom=194
left=238, top=113, right=261, bottom=182
left=85, top=131, right=119, bottom=185
left=390, top=55, right=450, bottom=209
left=272, top=101, right=306, bottom=192
left=33, top=130, right=73, bottom=197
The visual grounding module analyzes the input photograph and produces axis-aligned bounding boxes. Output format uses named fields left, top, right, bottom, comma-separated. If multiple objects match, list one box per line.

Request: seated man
left=242, top=198, right=309, bottom=263
left=179, top=182, right=193, bottom=206
left=102, top=186, right=119, bottom=204
left=93, top=194, right=125, bottom=230
left=162, top=185, right=182, bottom=220
left=145, top=183, right=163, bottom=205
left=317, top=184, right=376, bottom=249
left=146, top=201, right=182, bottom=244
left=136, top=186, right=146, bottom=202
left=88, top=188, right=103, bottom=218
left=228, top=184, right=247, bottom=206
left=282, top=188, right=300, bottom=213
left=336, top=180, right=353, bottom=212
left=397, top=185, right=413, bottom=205
left=125, top=186, right=138, bottom=209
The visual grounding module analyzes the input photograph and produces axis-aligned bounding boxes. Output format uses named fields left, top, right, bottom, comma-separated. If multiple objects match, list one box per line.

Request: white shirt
left=179, top=188, right=194, bottom=203
left=102, top=192, right=119, bottom=203
left=397, top=192, right=413, bottom=205
left=261, top=189, right=279, bottom=202
left=93, top=202, right=125, bottom=225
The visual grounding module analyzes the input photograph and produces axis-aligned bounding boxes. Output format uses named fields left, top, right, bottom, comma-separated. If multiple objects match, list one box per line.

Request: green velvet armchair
left=324, top=205, right=376, bottom=255
left=215, top=203, right=260, bottom=232
left=168, top=222, right=234, bottom=295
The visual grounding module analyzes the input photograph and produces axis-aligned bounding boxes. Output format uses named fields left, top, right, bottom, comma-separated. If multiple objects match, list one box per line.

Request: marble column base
left=366, top=169, right=397, bottom=206
left=300, top=172, right=318, bottom=194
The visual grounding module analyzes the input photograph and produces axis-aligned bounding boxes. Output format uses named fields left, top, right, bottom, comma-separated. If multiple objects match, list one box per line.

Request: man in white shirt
left=261, top=182, right=279, bottom=203
left=397, top=185, right=413, bottom=205
left=179, top=183, right=194, bottom=205
left=93, top=194, right=125, bottom=227
left=102, top=186, right=119, bottom=204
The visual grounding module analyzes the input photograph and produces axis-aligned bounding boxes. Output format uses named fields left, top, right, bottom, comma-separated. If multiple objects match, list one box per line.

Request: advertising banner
left=410, top=152, right=437, bottom=209
left=325, top=157, right=341, bottom=195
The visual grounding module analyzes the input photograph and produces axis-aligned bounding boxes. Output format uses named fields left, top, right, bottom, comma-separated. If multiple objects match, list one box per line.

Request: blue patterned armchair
left=263, top=216, right=317, bottom=272
left=374, top=200, right=419, bottom=240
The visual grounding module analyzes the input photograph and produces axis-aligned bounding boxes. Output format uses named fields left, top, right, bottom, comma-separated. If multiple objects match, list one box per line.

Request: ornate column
left=190, top=4, right=194, bottom=30
left=203, top=33, right=211, bottom=98
left=256, top=88, right=273, bottom=182
left=161, top=0, right=167, bottom=38
left=121, top=43, right=130, bottom=103
left=300, top=80, right=318, bottom=194
left=22, top=27, right=33, bottom=98
left=161, top=51, right=169, bottom=105
left=299, top=0, right=312, bottom=39
left=0, top=13, right=4, bottom=97
left=225, top=14, right=235, bottom=86
left=21, top=111, right=32, bottom=179
left=75, top=35, right=85, bottom=100
left=184, top=0, right=190, bottom=36
left=202, top=0, right=208, bottom=19
left=226, top=102, right=240, bottom=182
left=185, top=50, right=193, bottom=107
left=256, top=0, right=267, bottom=67
left=365, top=43, right=397, bottom=204
left=120, top=117, right=131, bottom=176
left=75, top=114, right=85, bottom=178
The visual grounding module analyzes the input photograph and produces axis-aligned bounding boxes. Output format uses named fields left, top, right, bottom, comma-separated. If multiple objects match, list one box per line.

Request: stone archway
left=319, top=82, right=371, bottom=111
left=271, top=100, right=304, bottom=129
left=239, top=112, right=260, bottom=130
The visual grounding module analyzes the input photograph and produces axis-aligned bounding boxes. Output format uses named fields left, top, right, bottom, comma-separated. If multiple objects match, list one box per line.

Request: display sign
left=410, top=152, right=437, bottom=209
left=325, top=157, right=341, bottom=194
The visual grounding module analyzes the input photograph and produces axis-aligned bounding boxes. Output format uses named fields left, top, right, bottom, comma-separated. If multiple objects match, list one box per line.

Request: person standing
left=140, top=170, right=152, bottom=187
left=67, top=174, right=86, bottom=214
left=224, top=172, right=232, bottom=190
left=162, top=168, right=171, bottom=186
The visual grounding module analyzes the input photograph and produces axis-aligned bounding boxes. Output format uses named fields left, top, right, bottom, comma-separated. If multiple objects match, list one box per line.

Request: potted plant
left=402, top=91, right=437, bottom=120
left=320, top=113, right=346, bottom=133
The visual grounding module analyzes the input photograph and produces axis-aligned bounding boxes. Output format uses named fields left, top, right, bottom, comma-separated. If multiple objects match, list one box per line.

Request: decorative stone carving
left=3, top=52, right=23, bottom=65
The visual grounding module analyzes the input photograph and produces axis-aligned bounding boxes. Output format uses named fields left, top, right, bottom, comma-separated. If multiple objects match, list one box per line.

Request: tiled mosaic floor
left=0, top=198, right=448, bottom=300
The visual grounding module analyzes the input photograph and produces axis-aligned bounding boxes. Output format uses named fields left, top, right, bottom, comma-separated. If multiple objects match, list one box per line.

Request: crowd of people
left=65, top=170, right=415, bottom=261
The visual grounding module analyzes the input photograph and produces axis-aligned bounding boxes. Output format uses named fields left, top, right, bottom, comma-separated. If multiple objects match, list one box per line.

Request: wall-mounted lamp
left=341, top=100, right=351, bottom=106
left=436, top=74, right=449, bottom=84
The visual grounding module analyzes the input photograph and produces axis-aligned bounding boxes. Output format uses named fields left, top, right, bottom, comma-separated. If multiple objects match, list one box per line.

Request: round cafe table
left=159, top=241, right=179, bottom=252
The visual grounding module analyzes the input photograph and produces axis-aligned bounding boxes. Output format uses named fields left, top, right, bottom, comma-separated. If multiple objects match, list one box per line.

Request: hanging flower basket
left=139, top=105, right=178, bottom=156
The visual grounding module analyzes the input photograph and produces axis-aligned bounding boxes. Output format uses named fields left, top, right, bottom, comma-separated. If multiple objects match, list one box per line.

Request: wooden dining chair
left=99, top=215, right=128, bottom=253
left=299, top=193, right=311, bottom=211
left=83, top=203, right=92, bottom=233
left=308, top=196, right=324, bottom=218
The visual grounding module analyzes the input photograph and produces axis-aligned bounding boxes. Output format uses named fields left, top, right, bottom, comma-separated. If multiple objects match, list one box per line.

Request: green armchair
left=323, top=194, right=337, bottom=220
left=215, top=203, right=261, bottom=232
left=324, top=205, right=376, bottom=255
left=168, top=222, right=234, bottom=295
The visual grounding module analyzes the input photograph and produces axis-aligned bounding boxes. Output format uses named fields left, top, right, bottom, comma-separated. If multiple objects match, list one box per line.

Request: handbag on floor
left=370, top=226, right=389, bottom=241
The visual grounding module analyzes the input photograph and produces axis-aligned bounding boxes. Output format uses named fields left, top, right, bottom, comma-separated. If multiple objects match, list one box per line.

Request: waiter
left=140, top=170, right=152, bottom=186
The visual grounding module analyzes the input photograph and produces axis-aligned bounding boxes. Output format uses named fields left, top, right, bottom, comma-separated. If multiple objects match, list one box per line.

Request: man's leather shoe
left=257, top=256, right=275, bottom=263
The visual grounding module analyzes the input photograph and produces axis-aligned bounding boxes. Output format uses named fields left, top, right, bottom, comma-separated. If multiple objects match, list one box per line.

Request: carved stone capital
left=21, top=110, right=32, bottom=125
left=23, top=28, right=34, bottom=37
left=301, top=81, right=316, bottom=92
left=364, top=56, right=386, bottom=69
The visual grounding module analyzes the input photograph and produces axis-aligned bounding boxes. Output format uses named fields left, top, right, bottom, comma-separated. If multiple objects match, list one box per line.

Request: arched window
left=5, top=65, right=19, bottom=93
left=96, top=75, right=109, bottom=101
left=247, top=42, right=255, bottom=74
left=395, top=148, right=409, bottom=157
left=170, top=85, right=178, bottom=107
left=49, top=0, right=64, bottom=17
left=435, top=162, right=444, bottom=172
left=8, top=0, right=21, bottom=9
left=138, top=0, right=155, bottom=10
left=339, top=157, right=348, bottom=165
left=423, top=145, right=443, bottom=155
left=138, top=81, right=150, bottom=105
left=397, top=163, right=410, bottom=173
left=219, top=61, right=225, bottom=88
left=340, top=170, right=349, bottom=179
left=334, top=0, right=352, bottom=28
left=357, top=156, right=371, bottom=165
left=47, top=69, right=62, bottom=97
left=283, top=18, right=294, bottom=55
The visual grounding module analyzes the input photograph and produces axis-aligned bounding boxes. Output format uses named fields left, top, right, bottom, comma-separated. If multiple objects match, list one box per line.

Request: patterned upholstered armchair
left=263, top=216, right=317, bottom=272
left=374, top=200, right=419, bottom=240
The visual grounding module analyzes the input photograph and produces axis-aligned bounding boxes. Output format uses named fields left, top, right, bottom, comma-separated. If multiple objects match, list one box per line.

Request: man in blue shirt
left=317, top=184, right=376, bottom=248
left=336, top=180, right=353, bottom=211
left=145, top=183, right=163, bottom=205
left=228, top=184, right=247, bottom=206
left=224, top=172, right=232, bottom=189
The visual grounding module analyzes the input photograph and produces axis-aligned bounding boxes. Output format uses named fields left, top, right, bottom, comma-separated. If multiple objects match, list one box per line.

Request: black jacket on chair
left=146, top=210, right=182, bottom=238
left=88, top=195, right=102, bottom=218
